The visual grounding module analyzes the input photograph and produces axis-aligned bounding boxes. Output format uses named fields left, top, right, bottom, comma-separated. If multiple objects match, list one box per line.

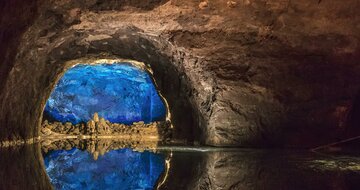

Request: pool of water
left=1, top=141, right=360, bottom=190
left=44, top=148, right=165, bottom=190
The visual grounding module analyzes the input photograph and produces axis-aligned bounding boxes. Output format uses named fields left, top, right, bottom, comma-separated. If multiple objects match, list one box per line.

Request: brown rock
left=198, top=1, right=208, bottom=9
left=99, top=118, right=110, bottom=134
left=227, top=1, right=237, bottom=8
left=87, top=120, right=96, bottom=134
left=69, top=8, right=81, bottom=18
left=93, top=113, right=100, bottom=123
left=41, top=128, right=52, bottom=136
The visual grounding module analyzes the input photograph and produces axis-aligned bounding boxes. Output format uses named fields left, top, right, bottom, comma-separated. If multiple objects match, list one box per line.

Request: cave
left=1, top=0, right=360, bottom=189
left=43, top=62, right=167, bottom=125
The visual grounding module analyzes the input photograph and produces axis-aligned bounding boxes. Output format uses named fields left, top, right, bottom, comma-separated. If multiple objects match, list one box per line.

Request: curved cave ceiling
left=0, top=0, right=360, bottom=147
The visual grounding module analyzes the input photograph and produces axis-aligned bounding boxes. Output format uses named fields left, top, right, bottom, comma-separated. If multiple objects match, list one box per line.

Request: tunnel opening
left=0, top=27, right=202, bottom=146
left=40, top=60, right=172, bottom=140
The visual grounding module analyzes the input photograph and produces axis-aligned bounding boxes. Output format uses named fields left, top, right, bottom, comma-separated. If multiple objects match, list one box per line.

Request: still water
left=44, top=148, right=165, bottom=190
left=1, top=140, right=360, bottom=190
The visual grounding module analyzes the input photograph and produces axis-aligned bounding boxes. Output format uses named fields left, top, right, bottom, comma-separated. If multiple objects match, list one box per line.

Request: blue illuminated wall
left=43, top=148, right=165, bottom=190
left=44, top=63, right=166, bottom=124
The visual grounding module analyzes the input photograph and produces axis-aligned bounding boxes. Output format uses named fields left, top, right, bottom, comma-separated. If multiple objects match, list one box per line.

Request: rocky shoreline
left=41, top=113, right=172, bottom=141
left=41, top=138, right=160, bottom=160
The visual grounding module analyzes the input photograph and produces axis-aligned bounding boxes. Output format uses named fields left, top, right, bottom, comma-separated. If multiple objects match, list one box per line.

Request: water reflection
left=43, top=148, right=165, bottom=190
left=1, top=140, right=360, bottom=190
left=158, top=149, right=360, bottom=190
left=0, top=144, right=52, bottom=190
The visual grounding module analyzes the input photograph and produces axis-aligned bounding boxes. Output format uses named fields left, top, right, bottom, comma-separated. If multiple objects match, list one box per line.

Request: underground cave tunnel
left=43, top=63, right=167, bottom=125
left=1, top=0, right=360, bottom=189
left=40, top=60, right=172, bottom=140
left=37, top=61, right=172, bottom=189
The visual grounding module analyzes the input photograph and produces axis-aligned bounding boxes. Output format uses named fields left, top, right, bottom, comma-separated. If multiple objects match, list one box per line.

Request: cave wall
left=0, top=0, right=360, bottom=147
left=0, top=0, right=38, bottom=91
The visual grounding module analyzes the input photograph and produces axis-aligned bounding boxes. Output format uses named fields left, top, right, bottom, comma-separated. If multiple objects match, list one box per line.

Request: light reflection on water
left=43, top=148, right=165, bottom=190
left=1, top=141, right=360, bottom=190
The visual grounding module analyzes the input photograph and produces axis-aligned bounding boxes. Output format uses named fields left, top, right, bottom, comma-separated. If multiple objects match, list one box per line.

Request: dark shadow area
left=88, top=0, right=170, bottom=11
left=0, top=144, right=52, bottom=190
left=160, top=149, right=360, bottom=190
left=348, top=90, right=360, bottom=134
left=0, top=0, right=39, bottom=91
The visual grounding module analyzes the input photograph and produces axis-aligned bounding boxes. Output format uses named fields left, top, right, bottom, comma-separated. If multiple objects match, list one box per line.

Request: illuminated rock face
left=44, top=63, right=166, bottom=124
left=43, top=148, right=165, bottom=190
left=2, top=0, right=360, bottom=147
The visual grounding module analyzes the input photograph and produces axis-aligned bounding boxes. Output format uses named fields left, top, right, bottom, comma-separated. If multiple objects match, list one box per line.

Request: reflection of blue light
left=43, top=148, right=165, bottom=190
left=44, top=63, right=166, bottom=124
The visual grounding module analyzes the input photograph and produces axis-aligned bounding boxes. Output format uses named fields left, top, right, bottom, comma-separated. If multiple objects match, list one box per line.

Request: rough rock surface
left=44, top=63, right=166, bottom=125
left=41, top=113, right=172, bottom=140
left=41, top=138, right=160, bottom=161
left=1, top=0, right=360, bottom=147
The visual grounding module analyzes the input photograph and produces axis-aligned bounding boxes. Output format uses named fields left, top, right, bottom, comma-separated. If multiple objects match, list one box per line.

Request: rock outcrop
left=41, top=113, right=172, bottom=141
left=41, top=138, right=160, bottom=160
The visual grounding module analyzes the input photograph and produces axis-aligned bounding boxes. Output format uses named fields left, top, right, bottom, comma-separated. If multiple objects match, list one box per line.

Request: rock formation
left=41, top=138, right=160, bottom=160
left=41, top=113, right=172, bottom=141
left=0, top=0, right=360, bottom=147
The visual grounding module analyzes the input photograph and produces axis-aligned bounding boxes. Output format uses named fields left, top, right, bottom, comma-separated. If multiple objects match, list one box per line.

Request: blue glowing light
left=43, top=148, right=165, bottom=190
left=44, top=63, right=166, bottom=124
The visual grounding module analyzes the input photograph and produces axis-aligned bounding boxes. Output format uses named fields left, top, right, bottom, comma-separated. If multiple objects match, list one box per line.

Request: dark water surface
left=1, top=141, right=360, bottom=190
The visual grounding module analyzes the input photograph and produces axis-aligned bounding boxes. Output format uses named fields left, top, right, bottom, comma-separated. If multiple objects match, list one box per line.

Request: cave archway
left=0, top=29, right=201, bottom=144
left=42, top=59, right=169, bottom=126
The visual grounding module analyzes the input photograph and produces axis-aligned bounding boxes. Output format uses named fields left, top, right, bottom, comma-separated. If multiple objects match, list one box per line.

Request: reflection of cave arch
left=0, top=29, right=201, bottom=143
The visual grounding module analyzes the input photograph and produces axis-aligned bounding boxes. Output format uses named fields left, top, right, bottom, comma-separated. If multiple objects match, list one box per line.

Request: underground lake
left=1, top=61, right=359, bottom=190
left=1, top=141, right=360, bottom=190
left=1, top=1, right=360, bottom=189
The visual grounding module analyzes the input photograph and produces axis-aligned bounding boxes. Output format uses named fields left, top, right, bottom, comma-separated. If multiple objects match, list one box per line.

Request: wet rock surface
left=0, top=0, right=360, bottom=147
